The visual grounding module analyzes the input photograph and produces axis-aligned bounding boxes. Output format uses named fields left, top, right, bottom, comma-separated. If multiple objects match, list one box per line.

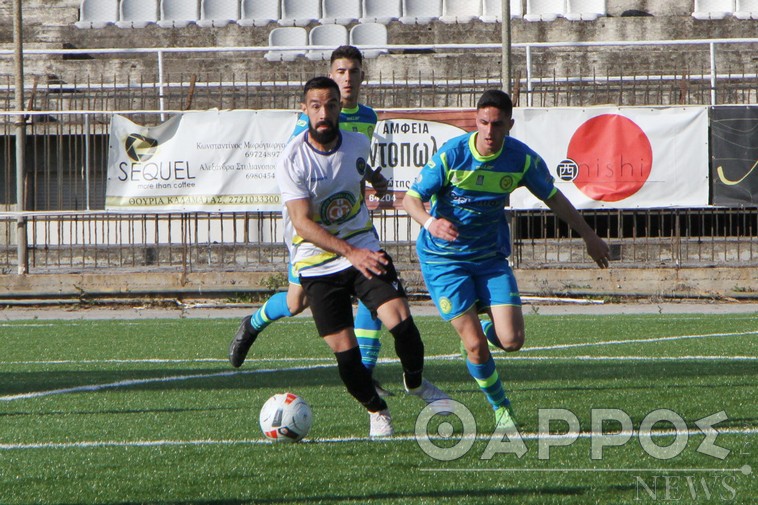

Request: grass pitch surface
left=1, top=310, right=756, bottom=504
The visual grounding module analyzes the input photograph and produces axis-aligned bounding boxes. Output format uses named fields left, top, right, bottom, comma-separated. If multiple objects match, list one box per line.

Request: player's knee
left=287, top=290, right=309, bottom=315
left=389, top=316, right=420, bottom=343
left=288, top=298, right=308, bottom=315
left=390, top=316, right=424, bottom=364
left=463, top=339, right=491, bottom=362
left=500, top=333, right=524, bottom=352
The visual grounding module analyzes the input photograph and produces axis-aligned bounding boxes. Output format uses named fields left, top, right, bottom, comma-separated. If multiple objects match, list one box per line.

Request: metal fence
left=2, top=206, right=756, bottom=275
left=1, top=38, right=757, bottom=111
left=1, top=40, right=757, bottom=276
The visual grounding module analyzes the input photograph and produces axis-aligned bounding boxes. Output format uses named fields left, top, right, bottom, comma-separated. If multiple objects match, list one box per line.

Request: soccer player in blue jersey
left=229, top=46, right=390, bottom=393
left=403, top=90, right=610, bottom=430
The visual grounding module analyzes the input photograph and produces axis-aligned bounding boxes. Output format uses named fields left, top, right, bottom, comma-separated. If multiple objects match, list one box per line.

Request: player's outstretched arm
left=285, top=198, right=388, bottom=279
left=544, top=190, right=610, bottom=269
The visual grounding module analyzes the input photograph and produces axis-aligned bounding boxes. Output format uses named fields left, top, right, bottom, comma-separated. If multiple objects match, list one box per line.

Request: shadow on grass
left=416, top=359, right=757, bottom=392
left=0, top=405, right=240, bottom=418
left=1, top=359, right=754, bottom=399
left=53, top=484, right=607, bottom=505
left=0, top=366, right=343, bottom=398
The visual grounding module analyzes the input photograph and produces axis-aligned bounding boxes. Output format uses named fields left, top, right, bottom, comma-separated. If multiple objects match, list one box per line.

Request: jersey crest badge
left=321, top=192, right=356, bottom=225
left=356, top=157, right=367, bottom=176
left=500, top=175, right=516, bottom=192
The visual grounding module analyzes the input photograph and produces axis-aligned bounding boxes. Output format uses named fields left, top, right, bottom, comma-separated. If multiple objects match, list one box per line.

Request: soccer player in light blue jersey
left=229, top=47, right=390, bottom=395
left=403, top=90, right=610, bottom=430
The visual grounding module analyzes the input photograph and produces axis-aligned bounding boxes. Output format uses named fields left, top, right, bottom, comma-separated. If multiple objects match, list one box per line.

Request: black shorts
left=299, top=253, right=407, bottom=337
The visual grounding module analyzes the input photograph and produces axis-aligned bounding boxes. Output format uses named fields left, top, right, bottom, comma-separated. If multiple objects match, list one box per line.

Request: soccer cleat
left=373, top=378, right=394, bottom=398
left=369, top=408, right=394, bottom=438
left=495, top=404, right=517, bottom=432
left=228, top=315, right=259, bottom=368
left=405, top=378, right=454, bottom=415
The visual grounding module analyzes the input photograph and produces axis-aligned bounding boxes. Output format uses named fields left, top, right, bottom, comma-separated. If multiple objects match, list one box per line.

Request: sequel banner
left=106, top=110, right=298, bottom=212
left=711, top=106, right=758, bottom=206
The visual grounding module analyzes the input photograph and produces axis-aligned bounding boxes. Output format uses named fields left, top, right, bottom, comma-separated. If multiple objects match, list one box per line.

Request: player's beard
left=309, top=120, right=339, bottom=146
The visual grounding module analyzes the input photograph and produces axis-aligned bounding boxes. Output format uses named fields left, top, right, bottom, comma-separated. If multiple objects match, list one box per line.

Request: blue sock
left=250, top=292, right=292, bottom=332
left=481, top=319, right=504, bottom=350
left=466, top=355, right=510, bottom=411
left=355, top=301, right=382, bottom=370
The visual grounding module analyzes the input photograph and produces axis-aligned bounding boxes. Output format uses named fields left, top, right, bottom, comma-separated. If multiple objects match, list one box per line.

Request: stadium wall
left=2, top=1, right=757, bottom=89
left=0, top=266, right=755, bottom=302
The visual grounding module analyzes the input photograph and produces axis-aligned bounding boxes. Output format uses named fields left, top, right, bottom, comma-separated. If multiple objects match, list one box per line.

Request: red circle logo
left=566, top=114, right=653, bottom=202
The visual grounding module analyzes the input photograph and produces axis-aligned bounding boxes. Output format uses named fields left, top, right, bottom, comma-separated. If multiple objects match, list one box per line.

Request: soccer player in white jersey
left=229, top=47, right=390, bottom=396
left=403, top=90, right=610, bottom=430
left=274, top=76, right=450, bottom=437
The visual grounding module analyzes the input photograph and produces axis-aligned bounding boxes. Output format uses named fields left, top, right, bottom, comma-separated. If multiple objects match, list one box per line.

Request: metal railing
left=1, top=39, right=757, bottom=276
left=1, top=37, right=757, bottom=112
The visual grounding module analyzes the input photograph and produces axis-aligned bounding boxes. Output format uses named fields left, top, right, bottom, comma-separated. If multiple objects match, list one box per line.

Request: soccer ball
left=259, top=392, right=313, bottom=443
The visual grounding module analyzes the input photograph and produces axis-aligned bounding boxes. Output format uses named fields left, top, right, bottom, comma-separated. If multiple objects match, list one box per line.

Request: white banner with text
left=106, top=110, right=298, bottom=212
left=107, top=107, right=709, bottom=212
left=509, top=107, right=709, bottom=209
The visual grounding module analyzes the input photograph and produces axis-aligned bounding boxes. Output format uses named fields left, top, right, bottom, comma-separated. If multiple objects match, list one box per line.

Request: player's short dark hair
left=303, top=76, right=340, bottom=100
left=477, top=90, right=513, bottom=116
left=330, top=45, right=364, bottom=66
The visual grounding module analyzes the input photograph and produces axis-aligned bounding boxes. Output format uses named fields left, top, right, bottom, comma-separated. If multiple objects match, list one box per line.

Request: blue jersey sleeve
left=520, top=151, right=557, bottom=201
left=407, top=148, right=449, bottom=202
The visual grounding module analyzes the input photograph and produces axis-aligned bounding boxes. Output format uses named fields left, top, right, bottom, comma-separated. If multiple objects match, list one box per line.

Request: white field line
left=1, top=427, right=756, bottom=451
left=1, top=328, right=756, bottom=366
left=0, top=353, right=754, bottom=402
left=1, top=313, right=756, bottom=328
left=1, top=357, right=324, bottom=365
left=3, top=354, right=757, bottom=367
left=0, top=364, right=334, bottom=402
left=0, top=322, right=148, bottom=327
left=1, top=314, right=756, bottom=332
left=435, top=355, right=758, bottom=362
left=522, top=330, right=758, bottom=352
left=0, top=329, right=755, bottom=402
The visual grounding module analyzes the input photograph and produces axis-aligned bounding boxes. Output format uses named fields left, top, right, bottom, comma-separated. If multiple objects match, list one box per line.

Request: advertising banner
left=107, top=107, right=711, bottom=212
left=711, top=106, right=758, bottom=206
left=368, top=110, right=473, bottom=209
left=107, top=109, right=471, bottom=212
left=106, top=110, right=298, bottom=212
left=508, top=107, right=710, bottom=209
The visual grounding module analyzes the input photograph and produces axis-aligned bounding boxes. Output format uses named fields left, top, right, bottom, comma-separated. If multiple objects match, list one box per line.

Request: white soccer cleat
left=405, top=378, right=454, bottom=415
left=369, top=408, right=394, bottom=438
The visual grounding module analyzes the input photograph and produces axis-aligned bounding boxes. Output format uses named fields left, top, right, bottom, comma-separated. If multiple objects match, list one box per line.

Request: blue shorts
left=420, top=256, right=521, bottom=321
left=287, top=262, right=301, bottom=286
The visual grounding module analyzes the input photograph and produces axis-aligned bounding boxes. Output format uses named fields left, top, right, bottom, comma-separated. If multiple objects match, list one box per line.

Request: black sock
left=334, top=346, right=387, bottom=412
left=390, top=316, right=424, bottom=389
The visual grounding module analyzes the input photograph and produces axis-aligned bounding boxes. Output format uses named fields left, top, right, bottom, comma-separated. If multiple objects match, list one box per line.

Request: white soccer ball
left=259, top=392, right=313, bottom=443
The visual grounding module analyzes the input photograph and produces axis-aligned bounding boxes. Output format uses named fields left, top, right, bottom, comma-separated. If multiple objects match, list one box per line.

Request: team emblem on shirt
left=321, top=192, right=357, bottom=225
left=356, top=157, right=367, bottom=176
left=500, top=175, right=516, bottom=191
